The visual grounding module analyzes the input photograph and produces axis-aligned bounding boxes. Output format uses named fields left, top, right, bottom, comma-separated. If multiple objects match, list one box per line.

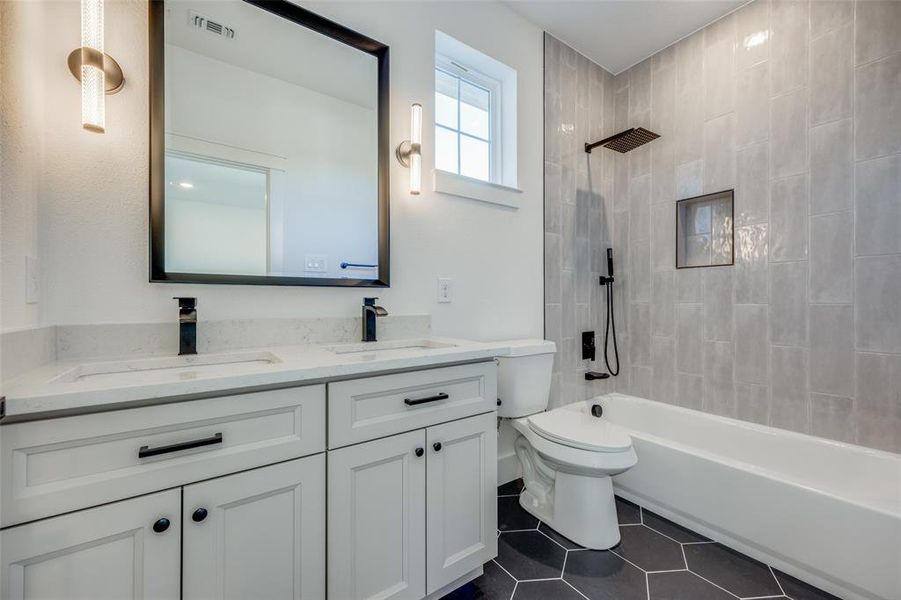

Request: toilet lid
left=528, top=409, right=632, bottom=452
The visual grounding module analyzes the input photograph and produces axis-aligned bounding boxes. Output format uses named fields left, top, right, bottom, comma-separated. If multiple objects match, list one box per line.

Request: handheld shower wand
left=599, top=248, right=620, bottom=376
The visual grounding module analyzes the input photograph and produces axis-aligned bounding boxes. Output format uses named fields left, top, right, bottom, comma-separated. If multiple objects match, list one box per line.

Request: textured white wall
left=1, top=0, right=545, bottom=343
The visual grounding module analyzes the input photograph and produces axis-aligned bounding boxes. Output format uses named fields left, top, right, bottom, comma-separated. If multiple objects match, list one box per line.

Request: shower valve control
left=582, top=331, right=596, bottom=361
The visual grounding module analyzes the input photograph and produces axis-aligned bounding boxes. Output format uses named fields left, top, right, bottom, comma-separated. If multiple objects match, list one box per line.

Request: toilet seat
left=527, top=408, right=632, bottom=453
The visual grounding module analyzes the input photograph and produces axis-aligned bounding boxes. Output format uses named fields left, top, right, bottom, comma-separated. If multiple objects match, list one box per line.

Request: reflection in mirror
left=155, top=0, right=387, bottom=284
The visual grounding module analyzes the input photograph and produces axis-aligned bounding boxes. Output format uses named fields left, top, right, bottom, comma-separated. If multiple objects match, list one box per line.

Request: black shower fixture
left=585, top=127, right=660, bottom=154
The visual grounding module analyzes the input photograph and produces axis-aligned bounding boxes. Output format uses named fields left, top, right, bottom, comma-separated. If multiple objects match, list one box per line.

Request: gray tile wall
left=544, top=1, right=900, bottom=453
left=544, top=34, right=618, bottom=408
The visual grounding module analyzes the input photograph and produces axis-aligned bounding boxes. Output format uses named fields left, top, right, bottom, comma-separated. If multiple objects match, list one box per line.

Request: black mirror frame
left=149, top=0, right=390, bottom=287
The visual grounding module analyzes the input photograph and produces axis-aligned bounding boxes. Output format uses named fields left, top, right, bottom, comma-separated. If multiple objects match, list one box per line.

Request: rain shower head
left=585, top=127, right=660, bottom=154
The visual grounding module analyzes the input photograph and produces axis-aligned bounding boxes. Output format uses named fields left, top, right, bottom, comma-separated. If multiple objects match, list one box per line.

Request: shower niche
left=676, top=190, right=734, bottom=269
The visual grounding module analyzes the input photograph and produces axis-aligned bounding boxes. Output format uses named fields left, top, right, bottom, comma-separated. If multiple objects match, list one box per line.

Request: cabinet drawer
left=328, top=362, right=496, bottom=448
left=1, top=385, right=325, bottom=527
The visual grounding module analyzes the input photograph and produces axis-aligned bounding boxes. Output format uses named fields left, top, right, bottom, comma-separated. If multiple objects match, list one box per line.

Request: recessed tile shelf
left=676, top=190, right=734, bottom=269
left=442, top=480, right=842, bottom=600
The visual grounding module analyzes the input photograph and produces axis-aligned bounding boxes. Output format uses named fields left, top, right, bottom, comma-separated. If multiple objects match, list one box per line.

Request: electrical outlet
left=304, top=254, right=327, bottom=273
left=437, top=278, right=453, bottom=303
left=25, top=256, right=39, bottom=304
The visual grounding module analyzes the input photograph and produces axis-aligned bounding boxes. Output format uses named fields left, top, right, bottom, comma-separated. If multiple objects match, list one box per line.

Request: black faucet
left=174, top=297, right=197, bottom=355
left=362, top=297, right=388, bottom=342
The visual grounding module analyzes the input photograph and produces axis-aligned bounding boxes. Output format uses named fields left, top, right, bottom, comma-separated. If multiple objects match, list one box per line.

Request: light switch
left=437, top=278, right=453, bottom=303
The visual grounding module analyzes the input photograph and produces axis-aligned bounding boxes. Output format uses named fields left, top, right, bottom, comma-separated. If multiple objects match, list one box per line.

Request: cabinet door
left=182, top=455, right=325, bottom=600
left=0, top=489, right=180, bottom=600
left=426, top=412, right=497, bottom=594
left=328, top=430, right=426, bottom=600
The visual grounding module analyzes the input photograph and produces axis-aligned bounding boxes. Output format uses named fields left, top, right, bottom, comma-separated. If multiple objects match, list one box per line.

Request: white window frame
left=435, top=55, right=503, bottom=184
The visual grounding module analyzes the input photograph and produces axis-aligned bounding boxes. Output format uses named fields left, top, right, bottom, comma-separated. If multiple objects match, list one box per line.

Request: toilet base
left=518, top=471, right=621, bottom=550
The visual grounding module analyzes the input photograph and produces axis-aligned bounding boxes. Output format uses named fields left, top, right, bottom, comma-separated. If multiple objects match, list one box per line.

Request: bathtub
left=596, top=393, right=900, bottom=600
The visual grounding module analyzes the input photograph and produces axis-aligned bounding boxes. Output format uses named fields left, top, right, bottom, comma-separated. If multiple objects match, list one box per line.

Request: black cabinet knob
left=414, top=447, right=424, bottom=457
left=433, top=442, right=442, bottom=452
left=192, top=508, right=208, bottom=523
left=152, top=517, right=170, bottom=533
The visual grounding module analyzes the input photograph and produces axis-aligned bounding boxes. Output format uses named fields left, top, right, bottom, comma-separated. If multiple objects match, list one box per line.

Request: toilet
left=497, top=340, right=638, bottom=550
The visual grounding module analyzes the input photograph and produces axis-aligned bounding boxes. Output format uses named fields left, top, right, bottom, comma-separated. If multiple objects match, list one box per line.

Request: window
left=434, top=31, right=517, bottom=196
left=434, top=63, right=498, bottom=182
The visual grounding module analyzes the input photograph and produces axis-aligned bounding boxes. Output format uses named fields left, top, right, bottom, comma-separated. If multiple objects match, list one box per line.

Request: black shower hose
left=604, top=282, right=620, bottom=376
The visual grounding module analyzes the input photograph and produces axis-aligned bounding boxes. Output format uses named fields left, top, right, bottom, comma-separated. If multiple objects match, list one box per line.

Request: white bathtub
left=597, top=393, right=901, bottom=600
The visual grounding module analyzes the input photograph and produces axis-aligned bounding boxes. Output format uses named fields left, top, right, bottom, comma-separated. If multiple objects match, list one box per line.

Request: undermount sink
left=52, top=351, right=282, bottom=384
left=324, top=339, right=457, bottom=355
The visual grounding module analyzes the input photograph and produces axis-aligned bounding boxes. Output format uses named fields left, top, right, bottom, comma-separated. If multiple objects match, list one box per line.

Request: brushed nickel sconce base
left=67, top=46, right=125, bottom=94
left=395, top=140, right=420, bottom=167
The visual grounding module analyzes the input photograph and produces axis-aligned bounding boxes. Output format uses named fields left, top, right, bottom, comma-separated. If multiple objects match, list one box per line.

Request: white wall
left=0, top=0, right=545, bottom=342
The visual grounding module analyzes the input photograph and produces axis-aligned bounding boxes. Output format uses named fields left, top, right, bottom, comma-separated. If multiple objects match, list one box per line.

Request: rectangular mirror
left=676, top=190, right=734, bottom=269
left=150, top=0, right=389, bottom=286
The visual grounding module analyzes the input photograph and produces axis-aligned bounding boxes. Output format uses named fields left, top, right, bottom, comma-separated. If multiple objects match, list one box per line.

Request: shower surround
left=544, top=0, right=901, bottom=453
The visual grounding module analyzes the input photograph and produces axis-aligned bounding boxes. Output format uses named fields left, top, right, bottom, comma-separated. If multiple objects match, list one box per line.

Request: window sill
left=432, top=170, right=522, bottom=208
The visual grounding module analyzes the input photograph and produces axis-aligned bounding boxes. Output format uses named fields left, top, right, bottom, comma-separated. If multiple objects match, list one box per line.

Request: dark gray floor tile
left=498, top=479, right=525, bottom=496
left=685, top=543, right=782, bottom=598
left=615, top=496, right=642, bottom=525
left=496, top=531, right=567, bottom=581
left=648, top=571, right=735, bottom=600
left=563, top=550, right=648, bottom=600
left=773, top=569, right=843, bottom=600
left=538, top=522, right=583, bottom=550
left=513, top=579, right=585, bottom=599
left=642, top=510, right=711, bottom=543
left=498, top=496, right=539, bottom=531
left=613, top=525, right=685, bottom=571
left=440, top=561, right=516, bottom=600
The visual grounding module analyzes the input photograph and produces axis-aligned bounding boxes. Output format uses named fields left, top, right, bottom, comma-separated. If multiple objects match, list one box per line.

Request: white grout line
left=491, top=558, right=518, bottom=583
left=682, top=540, right=717, bottom=545
left=768, top=565, right=787, bottom=597
left=515, top=576, right=565, bottom=583
left=536, top=526, right=574, bottom=551
left=620, top=522, right=645, bottom=527
left=510, top=580, right=518, bottom=599
left=686, top=570, right=743, bottom=600
left=681, top=543, right=690, bottom=571
left=646, top=568, right=690, bottom=574
left=640, top=523, right=697, bottom=546
left=609, top=548, right=647, bottom=573
left=743, top=596, right=788, bottom=599
left=499, top=526, right=541, bottom=533
left=561, top=578, right=592, bottom=600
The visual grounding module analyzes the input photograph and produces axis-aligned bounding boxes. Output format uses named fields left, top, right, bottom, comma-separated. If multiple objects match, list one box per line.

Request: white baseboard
left=497, top=452, right=521, bottom=486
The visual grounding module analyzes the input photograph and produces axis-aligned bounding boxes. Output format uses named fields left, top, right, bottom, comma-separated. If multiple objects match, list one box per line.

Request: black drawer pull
left=139, top=432, right=223, bottom=458
left=404, top=392, right=449, bottom=406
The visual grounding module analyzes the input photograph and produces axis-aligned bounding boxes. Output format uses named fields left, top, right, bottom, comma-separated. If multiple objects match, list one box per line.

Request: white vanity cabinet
left=183, top=455, right=326, bottom=600
left=0, top=489, right=182, bottom=600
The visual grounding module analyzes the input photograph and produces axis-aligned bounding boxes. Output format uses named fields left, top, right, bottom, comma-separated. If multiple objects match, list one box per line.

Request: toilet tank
left=495, top=339, right=556, bottom=418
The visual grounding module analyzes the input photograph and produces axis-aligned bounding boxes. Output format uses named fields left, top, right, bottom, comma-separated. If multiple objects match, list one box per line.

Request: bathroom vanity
left=0, top=340, right=502, bottom=600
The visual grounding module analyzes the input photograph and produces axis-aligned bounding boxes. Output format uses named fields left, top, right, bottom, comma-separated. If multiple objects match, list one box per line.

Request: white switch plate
left=25, top=256, right=39, bottom=304
left=304, top=254, right=328, bottom=272
left=437, top=278, right=453, bottom=303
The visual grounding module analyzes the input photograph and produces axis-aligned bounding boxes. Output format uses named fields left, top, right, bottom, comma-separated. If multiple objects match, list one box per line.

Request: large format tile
left=684, top=543, right=783, bottom=598
left=809, top=304, right=854, bottom=397
left=703, top=376, right=736, bottom=418
left=769, top=261, right=807, bottom=347
left=770, top=0, right=808, bottom=96
left=735, top=62, right=769, bottom=147
left=498, top=496, right=539, bottom=531
left=703, top=114, right=735, bottom=192
left=674, top=87, right=704, bottom=166
left=855, top=53, right=901, bottom=160
left=734, top=304, right=768, bottom=384
left=642, top=511, right=710, bottom=543
left=856, top=353, right=901, bottom=452
left=811, top=0, right=852, bottom=38
left=629, top=303, right=651, bottom=366
left=770, top=346, right=810, bottom=433
left=735, top=382, right=770, bottom=425
left=651, top=336, right=676, bottom=403
left=538, top=522, right=582, bottom=550
left=498, top=479, right=525, bottom=496
left=613, top=526, right=685, bottom=572
left=809, top=211, right=852, bottom=304
left=735, top=0, right=769, bottom=70
left=676, top=373, right=704, bottom=410
left=631, top=241, right=651, bottom=303
left=564, top=550, right=647, bottom=600
left=441, top=561, right=516, bottom=600
left=810, top=119, right=852, bottom=215
left=855, top=0, right=901, bottom=65
left=774, top=568, right=843, bottom=600
left=735, top=142, right=769, bottom=226
left=769, top=174, right=808, bottom=262
left=810, top=24, right=852, bottom=125
left=703, top=268, right=734, bottom=342
left=651, top=204, right=675, bottom=272
left=676, top=304, right=704, bottom=375
left=810, top=393, right=855, bottom=444
left=855, top=155, right=901, bottom=256
left=704, top=39, right=734, bottom=120
left=855, top=255, right=901, bottom=354
left=496, top=531, right=566, bottom=581
left=734, top=224, right=769, bottom=304
left=513, top=580, right=584, bottom=600
left=615, top=496, right=642, bottom=525
left=770, top=89, right=808, bottom=179
left=648, top=571, right=734, bottom=600
left=651, top=272, right=675, bottom=337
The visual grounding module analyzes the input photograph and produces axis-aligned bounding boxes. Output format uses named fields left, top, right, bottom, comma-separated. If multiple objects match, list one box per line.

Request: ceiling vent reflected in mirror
left=189, top=10, right=236, bottom=39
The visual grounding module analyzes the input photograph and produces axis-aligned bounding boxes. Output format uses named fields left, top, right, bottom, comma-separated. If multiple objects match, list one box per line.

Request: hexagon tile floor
left=441, top=479, right=842, bottom=600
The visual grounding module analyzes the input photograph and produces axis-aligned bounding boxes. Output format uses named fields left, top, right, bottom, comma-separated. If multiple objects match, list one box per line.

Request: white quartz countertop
left=1, top=337, right=513, bottom=420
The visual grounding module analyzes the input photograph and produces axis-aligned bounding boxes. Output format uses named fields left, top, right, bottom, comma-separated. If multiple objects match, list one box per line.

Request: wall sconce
left=395, top=103, right=422, bottom=195
left=67, top=0, right=125, bottom=133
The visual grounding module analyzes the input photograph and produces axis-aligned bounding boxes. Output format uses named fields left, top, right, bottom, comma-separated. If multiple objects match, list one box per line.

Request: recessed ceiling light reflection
left=743, top=30, right=768, bottom=49
left=178, top=182, right=194, bottom=189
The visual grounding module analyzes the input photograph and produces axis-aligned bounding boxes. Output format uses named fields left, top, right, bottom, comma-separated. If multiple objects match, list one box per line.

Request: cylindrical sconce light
left=67, top=0, right=125, bottom=133
left=396, top=103, right=423, bottom=195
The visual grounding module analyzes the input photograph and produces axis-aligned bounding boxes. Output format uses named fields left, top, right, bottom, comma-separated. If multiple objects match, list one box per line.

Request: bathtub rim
left=591, top=393, right=901, bottom=520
